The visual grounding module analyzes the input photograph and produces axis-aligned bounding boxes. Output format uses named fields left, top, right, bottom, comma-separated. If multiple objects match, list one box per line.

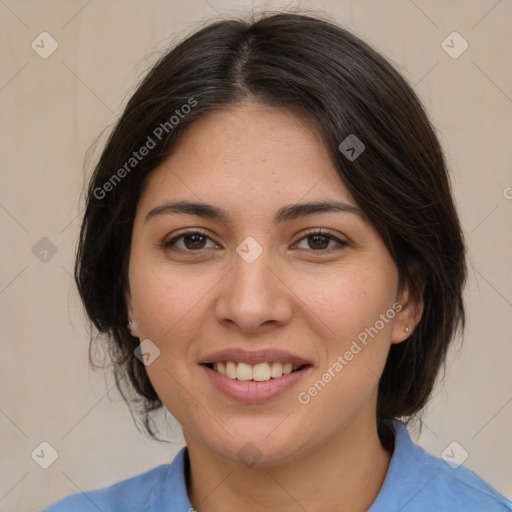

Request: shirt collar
left=368, top=419, right=435, bottom=511
left=159, top=419, right=420, bottom=512
left=150, top=446, right=193, bottom=511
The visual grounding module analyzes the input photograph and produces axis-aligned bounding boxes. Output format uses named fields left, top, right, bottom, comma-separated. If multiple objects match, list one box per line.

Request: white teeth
left=217, top=361, right=226, bottom=376
left=252, top=362, right=270, bottom=381
left=283, top=363, right=293, bottom=375
left=225, top=361, right=237, bottom=379
left=269, top=361, right=283, bottom=378
left=236, top=362, right=253, bottom=381
left=211, top=361, right=303, bottom=381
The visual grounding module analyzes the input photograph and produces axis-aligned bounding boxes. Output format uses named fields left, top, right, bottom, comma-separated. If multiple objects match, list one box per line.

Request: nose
left=214, top=248, right=294, bottom=334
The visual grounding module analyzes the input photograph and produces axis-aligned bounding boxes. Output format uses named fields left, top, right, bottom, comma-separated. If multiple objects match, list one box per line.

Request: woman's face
left=126, top=102, right=413, bottom=465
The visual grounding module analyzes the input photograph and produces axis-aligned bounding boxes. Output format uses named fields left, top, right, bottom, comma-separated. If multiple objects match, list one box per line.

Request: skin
left=126, top=102, right=423, bottom=512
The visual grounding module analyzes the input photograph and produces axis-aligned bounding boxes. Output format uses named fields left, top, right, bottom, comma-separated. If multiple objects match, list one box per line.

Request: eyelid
left=162, top=228, right=221, bottom=249
left=162, top=228, right=349, bottom=252
left=292, top=228, right=349, bottom=249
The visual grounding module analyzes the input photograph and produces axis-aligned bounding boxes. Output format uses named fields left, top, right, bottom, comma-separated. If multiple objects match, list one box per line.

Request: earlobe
left=391, top=305, right=421, bottom=344
left=125, top=290, right=139, bottom=337
left=391, top=274, right=424, bottom=344
left=126, top=316, right=140, bottom=337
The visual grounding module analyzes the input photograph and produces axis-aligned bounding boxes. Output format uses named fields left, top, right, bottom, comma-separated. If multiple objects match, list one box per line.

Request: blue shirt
left=41, top=420, right=512, bottom=511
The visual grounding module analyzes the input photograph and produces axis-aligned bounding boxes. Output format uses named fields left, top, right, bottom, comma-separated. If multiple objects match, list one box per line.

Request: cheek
left=128, top=257, right=214, bottom=349
left=292, top=263, right=398, bottom=348
left=293, top=270, right=398, bottom=423
left=128, top=262, right=213, bottom=421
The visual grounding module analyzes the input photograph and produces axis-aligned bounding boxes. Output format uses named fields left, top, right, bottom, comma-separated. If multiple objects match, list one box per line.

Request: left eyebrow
left=144, top=199, right=363, bottom=225
left=274, top=200, right=363, bottom=223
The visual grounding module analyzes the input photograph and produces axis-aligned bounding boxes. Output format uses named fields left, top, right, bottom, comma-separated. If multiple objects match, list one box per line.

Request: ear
left=391, top=262, right=424, bottom=344
left=125, top=287, right=140, bottom=338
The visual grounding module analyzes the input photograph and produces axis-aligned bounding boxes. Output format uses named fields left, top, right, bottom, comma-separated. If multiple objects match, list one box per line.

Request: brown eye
left=294, top=230, right=348, bottom=251
left=183, top=234, right=207, bottom=249
left=307, top=234, right=330, bottom=250
left=164, top=231, right=219, bottom=251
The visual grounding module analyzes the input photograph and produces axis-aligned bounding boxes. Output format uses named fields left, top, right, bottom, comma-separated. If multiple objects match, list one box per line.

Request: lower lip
left=202, top=365, right=311, bottom=403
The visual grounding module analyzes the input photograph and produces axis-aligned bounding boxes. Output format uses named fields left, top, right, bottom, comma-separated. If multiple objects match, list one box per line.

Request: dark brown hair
left=75, top=12, right=466, bottom=434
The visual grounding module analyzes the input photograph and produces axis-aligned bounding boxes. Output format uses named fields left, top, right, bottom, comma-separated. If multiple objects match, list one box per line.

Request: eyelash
left=162, top=229, right=348, bottom=253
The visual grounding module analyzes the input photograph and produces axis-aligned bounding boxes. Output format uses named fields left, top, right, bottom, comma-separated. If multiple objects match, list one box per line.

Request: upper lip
left=199, top=348, right=312, bottom=366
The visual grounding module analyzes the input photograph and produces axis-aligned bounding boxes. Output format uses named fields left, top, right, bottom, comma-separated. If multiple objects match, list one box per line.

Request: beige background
left=0, top=0, right=511, bottom=510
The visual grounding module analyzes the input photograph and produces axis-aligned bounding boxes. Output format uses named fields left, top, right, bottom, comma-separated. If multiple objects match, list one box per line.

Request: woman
left=42, top=12, right=512, bottom=512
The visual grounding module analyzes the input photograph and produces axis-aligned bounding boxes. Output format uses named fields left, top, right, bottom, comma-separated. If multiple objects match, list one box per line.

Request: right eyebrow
left=144, top=200, right=229, bottom=224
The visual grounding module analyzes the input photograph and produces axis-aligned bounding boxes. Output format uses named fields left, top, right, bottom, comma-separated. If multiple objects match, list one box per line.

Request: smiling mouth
left=204, top=361, right=309, bottom=382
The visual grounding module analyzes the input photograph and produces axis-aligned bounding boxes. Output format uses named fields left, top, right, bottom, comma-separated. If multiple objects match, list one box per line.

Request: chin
left=198, top=419, right=311, bottom=468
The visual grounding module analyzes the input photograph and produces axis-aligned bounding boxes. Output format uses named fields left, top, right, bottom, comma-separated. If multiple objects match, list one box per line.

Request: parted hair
left=75, top=12, right=466, bottom=434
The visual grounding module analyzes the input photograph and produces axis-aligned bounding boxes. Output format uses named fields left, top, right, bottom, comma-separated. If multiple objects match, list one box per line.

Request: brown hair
left=75, top=12, right=466, bottom=434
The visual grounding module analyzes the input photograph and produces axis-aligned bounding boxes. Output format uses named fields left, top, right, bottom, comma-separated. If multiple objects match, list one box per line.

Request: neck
left=185, top=414, right=393, bottom=512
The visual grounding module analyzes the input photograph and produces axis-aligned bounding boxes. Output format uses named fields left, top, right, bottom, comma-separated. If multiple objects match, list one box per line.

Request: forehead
left=138, top=102, right=355, bottom=215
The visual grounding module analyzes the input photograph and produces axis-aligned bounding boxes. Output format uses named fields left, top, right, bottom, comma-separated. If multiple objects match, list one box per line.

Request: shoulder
left=40, top=465, right=170, bottom=512
left=40, top=448, right=191, bottom=512
left=411, top=449, right=512, bottom=511
left=371, top=421, right=512, bottom=512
